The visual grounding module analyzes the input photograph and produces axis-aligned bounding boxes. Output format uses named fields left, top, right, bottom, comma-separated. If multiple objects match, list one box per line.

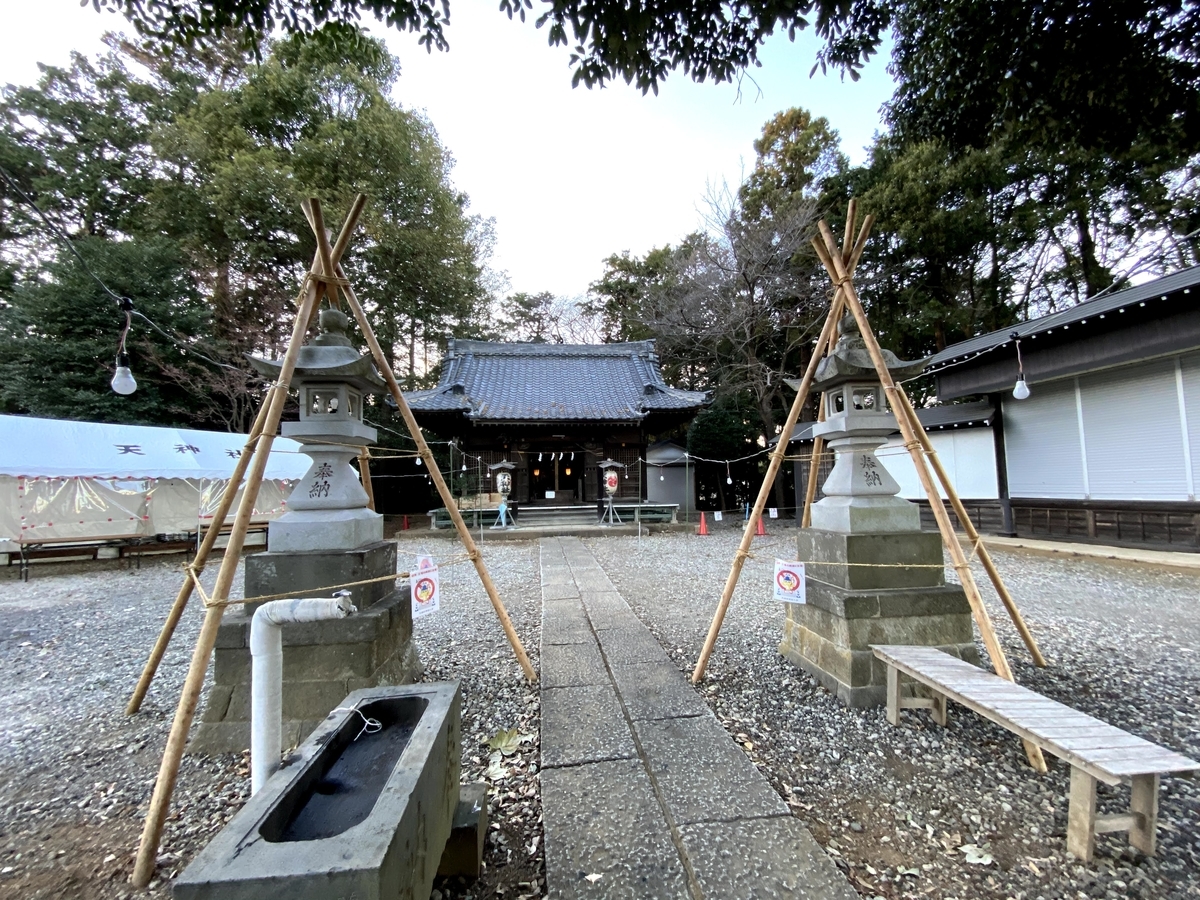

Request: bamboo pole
left=800, top=402, right=826, bottom=528
left=359, top=448, right=376, bottom=512
left=894, top=389, right=1047, bottom=667
left=690, top=208, right=874, bottom=683
left=126, top=237, right=336, bottom=714
left=330, top=258, right=537, bottom=682
left=811, top=223, right=1047, bottom=773
left=131, top=201, right=364, bottom=887
left=124, top=398, right=272, bottom=715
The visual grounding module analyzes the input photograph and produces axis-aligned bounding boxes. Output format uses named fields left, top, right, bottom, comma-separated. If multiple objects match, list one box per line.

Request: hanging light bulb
left=415, top=456, right=422, bottom=466
left=571, top=451, right=575, bottom=461
left=726, top=462, right=733, bottom=485
left=1011, top=332, right=1031, bottom=400
left=660, top=471, right=665, bottom=481
left=538, top=452, right=543, bottom=461
left=111, top=301, right=137, bottom=395
left=111, top=352, right=137, bottom=395
left=461, top=463, right=467, bottom=472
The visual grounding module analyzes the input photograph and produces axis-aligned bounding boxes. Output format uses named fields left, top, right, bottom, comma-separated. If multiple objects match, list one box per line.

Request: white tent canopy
left=0, top=415, right=307, bottom=480
left=0, top=416, right=311, bottom=548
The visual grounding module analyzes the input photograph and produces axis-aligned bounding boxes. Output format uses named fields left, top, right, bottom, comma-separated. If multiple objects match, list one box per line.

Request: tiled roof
left=405, top=340, right=710, bottom=423
left=927, top=264, right=1200, bottom=371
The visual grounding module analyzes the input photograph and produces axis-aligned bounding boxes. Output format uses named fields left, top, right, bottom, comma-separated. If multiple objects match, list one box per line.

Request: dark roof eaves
left=927, top=265, right=1200, bottom=371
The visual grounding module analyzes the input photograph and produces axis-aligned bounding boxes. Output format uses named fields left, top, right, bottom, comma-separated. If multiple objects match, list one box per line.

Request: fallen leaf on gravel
left=486, top=728, right=534, bottom=756
left=959, top=844, right=993, bottom=865
left=584, top=873, right=603, bottom=883
left=1027, top=861, right=1042, bottom=876
left=897, top=866, right=920, bottom=877
left=485, top=751, right=510, bottom=780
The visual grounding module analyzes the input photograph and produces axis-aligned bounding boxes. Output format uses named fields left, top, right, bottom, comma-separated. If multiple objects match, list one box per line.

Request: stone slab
left=680, top=816, right=858, bottom=900
left=609, top=661, right=709, bottom=721
left=798, top=529, right=946, bottom=591
left=541, top=759, right=690, bottom=900
left=541, top=684, right=638, bottom=768
left=594, top=624, right=672, bottom=666
left=243, top=540, right=397, bottom=613
left=541, top=639, right=609, bottom=688
left=541, top=600, right=593, bottom=645
left=268, top=507, right=384, bottom=553
left=634, top=716, right=790, bottom=825
left=542, top=581, right=582, bottom=602
left=437, top=782, right=488, bottom=878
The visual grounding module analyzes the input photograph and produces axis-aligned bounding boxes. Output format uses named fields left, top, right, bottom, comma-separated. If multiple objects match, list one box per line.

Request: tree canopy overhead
left=1, top=24, right=493, bottom=429
left=94, top=0, right=853, bottom=92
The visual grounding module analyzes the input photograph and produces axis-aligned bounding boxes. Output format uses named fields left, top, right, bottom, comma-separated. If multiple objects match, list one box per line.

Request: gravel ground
left=0, top=537, right=545, bottom=900
left=585, top=526, right=1200, bottom=900
left=3, top=528, right=1197, bottom=900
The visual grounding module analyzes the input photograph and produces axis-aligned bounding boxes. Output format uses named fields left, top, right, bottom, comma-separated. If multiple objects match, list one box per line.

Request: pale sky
left=1, top=0, right=895, bottom=299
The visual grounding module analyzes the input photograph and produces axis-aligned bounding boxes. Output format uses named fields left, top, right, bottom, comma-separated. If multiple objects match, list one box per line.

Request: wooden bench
left=872, top=644, right=1200, bottom=862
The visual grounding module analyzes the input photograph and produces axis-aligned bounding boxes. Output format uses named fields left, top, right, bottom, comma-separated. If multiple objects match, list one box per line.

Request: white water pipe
left=250, top=593, right=354, bottom=795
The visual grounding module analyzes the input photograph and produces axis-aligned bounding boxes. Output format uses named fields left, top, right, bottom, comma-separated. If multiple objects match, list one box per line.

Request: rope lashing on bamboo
left=303, top=270, right=353, bottom=290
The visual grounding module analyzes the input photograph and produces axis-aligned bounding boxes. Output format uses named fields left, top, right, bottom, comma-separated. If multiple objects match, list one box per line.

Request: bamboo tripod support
left=123, top=239, right=333, bottom=716
left=809, top=221, right=1047, bottom=773
left=124, top=398, right=272, bottom=716
left=131, top=196, right=534, bottom=887
left=893, top=389, right=1046, bottom=667
left=358, top=449, right=376, bottom=512
left=297, top=204, right=536, bottom=684
left=130, top=226, right=331, bottom=887
left=690, top=205, right=872, bottom=683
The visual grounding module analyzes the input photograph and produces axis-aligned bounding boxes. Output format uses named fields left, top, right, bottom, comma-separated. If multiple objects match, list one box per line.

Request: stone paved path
left=538, top=536, right=856, bottom=900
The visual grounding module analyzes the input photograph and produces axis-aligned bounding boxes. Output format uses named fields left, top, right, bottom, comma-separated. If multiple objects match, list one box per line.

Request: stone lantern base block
left=189, top=541, right=423, bottom=754
left=778, top=528, right=978, bottom=708
left=268, top=507, right=384, bottom=553
left=809, top=495, right=921, bottom=534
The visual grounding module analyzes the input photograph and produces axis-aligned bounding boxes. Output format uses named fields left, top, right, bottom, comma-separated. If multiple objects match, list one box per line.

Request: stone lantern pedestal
left=191, top=309, right=421, bottom=754
left=779, top=316, right=978, bottom=707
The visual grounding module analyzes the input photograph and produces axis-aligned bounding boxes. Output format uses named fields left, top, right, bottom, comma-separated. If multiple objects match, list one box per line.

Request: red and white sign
left=411, top=554, right=440, bottom=619
left=774, top=559, right=806, bottom=604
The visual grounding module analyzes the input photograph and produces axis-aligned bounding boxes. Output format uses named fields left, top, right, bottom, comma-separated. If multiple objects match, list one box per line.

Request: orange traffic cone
left=697, top=512, right=708, bottom=536
left=402, top=515, right=410, bottom=531
left=755, top=515, right=767, bottom=537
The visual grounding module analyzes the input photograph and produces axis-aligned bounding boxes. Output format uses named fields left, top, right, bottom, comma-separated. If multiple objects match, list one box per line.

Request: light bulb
left=727, top=476, right=733, bottom=485
left=1012, top=374, right=1031, bottom=400
left=415, top=457, right=422, bottom=466
left=660, top=474, right=665, bottom=481
left=538, top=452, right=543, bottom=461
left=462, top=463, right=467, bottom=472
left=111, top=353, right=137, bottom=395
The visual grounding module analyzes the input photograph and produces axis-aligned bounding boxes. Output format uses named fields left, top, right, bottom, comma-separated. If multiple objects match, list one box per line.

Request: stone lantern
left=778, top=313, right=978, bottom=706
left=808, top=314, right=926, bottom=534
left=249, top=308, right=387, bottom=553
left=192, top=307, right=421, bottom=755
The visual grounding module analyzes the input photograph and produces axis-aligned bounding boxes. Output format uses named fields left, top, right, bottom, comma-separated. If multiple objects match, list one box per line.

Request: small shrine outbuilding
left=404, top=340, right=709, bottom=503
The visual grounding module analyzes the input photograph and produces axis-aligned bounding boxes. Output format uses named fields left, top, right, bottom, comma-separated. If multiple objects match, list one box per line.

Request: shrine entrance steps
left=538, top=536, right=856, bottom=899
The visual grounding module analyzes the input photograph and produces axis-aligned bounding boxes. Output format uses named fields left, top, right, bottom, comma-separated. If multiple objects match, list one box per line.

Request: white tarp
left=0, top=416, right=310, bottom=547
left=0, top=415, right=308, bottom=479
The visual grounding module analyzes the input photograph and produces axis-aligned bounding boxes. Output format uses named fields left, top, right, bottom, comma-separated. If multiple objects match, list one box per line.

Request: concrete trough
left=175, top=682, right=461, bottom=900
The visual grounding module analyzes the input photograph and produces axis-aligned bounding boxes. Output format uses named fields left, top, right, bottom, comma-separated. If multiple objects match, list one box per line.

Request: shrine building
left=404, top=340, right=709, bottom=504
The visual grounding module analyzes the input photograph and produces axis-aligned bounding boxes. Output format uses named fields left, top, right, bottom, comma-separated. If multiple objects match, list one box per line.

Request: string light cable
left=0, top=164, right=241, bottom=391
